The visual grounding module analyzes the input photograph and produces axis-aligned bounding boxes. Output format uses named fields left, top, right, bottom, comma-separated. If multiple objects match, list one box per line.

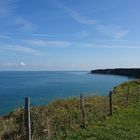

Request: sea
left=0, top=71, right=132, bottom=116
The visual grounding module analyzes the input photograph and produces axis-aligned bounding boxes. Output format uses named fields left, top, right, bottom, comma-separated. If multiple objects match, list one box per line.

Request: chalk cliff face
left=91, top=68, right=140, bottom=78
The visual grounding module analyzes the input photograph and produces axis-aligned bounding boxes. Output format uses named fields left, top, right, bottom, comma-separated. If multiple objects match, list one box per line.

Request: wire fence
left=0, top=84, right=140, bottom=140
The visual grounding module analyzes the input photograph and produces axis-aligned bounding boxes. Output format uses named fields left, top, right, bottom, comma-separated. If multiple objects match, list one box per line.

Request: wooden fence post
left=137, top=87, right=140, bottom=102
left=24, top=97, right=31, bottom=140
left=109, top=91, right=113, bottom=116
left=80, top=94, right=86, bottom=128
left=126, top=86, right=129, bottom=104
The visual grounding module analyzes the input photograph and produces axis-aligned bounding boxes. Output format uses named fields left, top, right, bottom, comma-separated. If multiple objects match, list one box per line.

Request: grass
left=0, top=80, right=140, bottom=139
left=66, top=102, right=140, bottom=140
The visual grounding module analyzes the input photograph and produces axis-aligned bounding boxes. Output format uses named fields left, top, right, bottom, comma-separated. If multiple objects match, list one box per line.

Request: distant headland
left=91, top=68, right=140, bottom=78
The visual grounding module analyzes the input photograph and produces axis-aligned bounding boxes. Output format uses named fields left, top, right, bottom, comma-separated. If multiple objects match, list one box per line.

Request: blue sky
left=0, top=0, right=140, bottom=70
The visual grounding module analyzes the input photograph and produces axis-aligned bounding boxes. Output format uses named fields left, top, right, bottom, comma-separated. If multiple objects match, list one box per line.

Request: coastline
left=91, top=68, right=140, bottom=78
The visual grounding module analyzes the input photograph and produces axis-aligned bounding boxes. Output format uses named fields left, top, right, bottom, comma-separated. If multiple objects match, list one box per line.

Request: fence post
left=80, top=94, right=86, bottom=128
left=109, top=91, right=113, bottom=116
left=24, top=97, right=31, bottom=140
left=126, top=86, right=129, bottom=104
left=137, top=87, right=140, bottom=102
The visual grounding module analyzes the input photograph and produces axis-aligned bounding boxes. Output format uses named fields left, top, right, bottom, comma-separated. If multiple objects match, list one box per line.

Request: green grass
left=0, top=80, right=140, bottom=139
left=65, top=102, right=140, bottom=140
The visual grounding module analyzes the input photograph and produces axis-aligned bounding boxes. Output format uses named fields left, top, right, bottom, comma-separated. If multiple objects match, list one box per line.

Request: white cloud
left=0, top=34, right=12, bottom=39
left=0, top=33, right=53, bottom=39
left=78, top=43, right=140, bottom=49
left=0, top=0, right=18, bottom=18
left=76, top=30, right=91, bottom=38
left=20, top=62, right=26, bottom=66
left=0, top=44, right=45, bottom=55
left=56, top=0, right=98, bottom=25
left=14, top=16, right=36, bottom=31
left=67, top=9, right=98, bottom=25
left=3, top=62, right=17, bottom=67
left=27, top=33, right=52, bottom=37
left=24, top=39, right=140, bottom=49
left=0, top=0, right=36, bottom=31
left=1, top=36, right=139, bottom=51
left=56, top=0, right=129, bottom=40
left=0, top=34, right=17, bottom=44
left=3, top=62, right=26, bottom=67
left=97, top=25, right=129, bottom=39
left=24, top=39, right=70, bottom=48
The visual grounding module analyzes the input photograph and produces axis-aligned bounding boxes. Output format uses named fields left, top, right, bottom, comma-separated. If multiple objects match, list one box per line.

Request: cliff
left=91, top=68, right=140, bottom=78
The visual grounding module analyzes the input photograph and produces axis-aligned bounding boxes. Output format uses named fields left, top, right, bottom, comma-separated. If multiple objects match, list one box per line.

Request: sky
left=0, top=0, right=140, bottom=71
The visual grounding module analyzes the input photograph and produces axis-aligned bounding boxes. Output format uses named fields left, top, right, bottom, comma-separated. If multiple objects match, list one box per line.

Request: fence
left=22, top=87, right=140, bottom=140
left=0, top=84, right=140, bottom=140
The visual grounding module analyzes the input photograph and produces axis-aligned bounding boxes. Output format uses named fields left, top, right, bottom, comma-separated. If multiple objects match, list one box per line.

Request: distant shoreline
left=91, top=68, right=140, bottom=78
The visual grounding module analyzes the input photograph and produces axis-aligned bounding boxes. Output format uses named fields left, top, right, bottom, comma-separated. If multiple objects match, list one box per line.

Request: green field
left=0, top=80, right=140, bottom=140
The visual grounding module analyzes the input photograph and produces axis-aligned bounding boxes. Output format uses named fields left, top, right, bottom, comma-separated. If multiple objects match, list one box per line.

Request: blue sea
left=0, top=71, right=132, bottom=116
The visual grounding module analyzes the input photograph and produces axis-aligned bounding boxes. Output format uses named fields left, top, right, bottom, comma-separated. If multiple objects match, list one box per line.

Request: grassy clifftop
left=0, top=80, right=140, bottom=140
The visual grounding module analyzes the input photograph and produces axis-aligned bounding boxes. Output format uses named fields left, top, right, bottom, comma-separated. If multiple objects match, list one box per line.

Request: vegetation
left=91, top=68, right=140, bottom=78
left=0, top=80, right=140, bottom=140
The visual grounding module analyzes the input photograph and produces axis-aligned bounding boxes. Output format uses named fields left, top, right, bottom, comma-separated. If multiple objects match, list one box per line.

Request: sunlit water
left=0, top=71, right=132, bottom=115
